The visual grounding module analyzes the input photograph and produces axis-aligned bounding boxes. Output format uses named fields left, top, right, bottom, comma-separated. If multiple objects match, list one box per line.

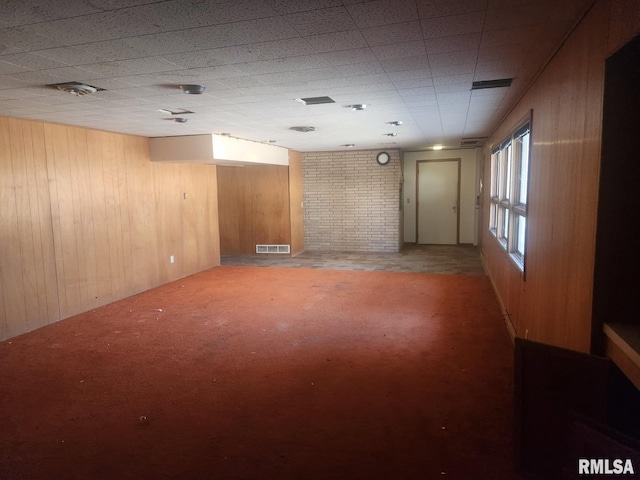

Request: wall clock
left=376, top=151, right=390, bottom=165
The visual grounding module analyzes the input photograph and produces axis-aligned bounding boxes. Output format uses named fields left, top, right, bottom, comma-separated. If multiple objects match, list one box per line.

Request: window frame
left=488, top=113, right=532, bottom=273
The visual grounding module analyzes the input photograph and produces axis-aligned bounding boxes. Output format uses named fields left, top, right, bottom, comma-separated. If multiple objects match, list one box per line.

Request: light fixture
left=385, top=133, right=397, bottom=137
left=180, top=84, right=206, bottom=94
left=389, top=121, right=403, bottom=126
left=433, top=144, right=444, bottom=150
left=350, top=104, right=367, bottom=111
left=342, top=144, right=355, bottom=148
left=173, top=117, right=188, bottom=123
left=47, top=81, right=104, bottom=96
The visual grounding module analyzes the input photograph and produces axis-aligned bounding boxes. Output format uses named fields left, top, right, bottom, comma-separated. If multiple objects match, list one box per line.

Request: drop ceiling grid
left=0, top=0, right=595, bottom=151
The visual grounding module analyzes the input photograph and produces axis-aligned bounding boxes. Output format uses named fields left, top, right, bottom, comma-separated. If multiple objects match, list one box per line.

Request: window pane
left=504, top=143, right=512, bottom=201
left=489, top=202, right=498, bottom=232
left=519, top=132, right=529, bottom=204
left=498, top=206, right=508, bottom=248
left=491, top=152, right=499, bottom=198
left=517, top=215, right=526, bottom=256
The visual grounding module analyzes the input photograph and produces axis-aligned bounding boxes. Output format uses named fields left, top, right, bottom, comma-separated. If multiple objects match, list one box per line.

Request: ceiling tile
left=424, top=32, right=482, bottom=54
left=0, top=26, right=66, bottom=51
left=283, top=6, right=357, bottom=35
left=334, top=61, right=385, bottom=77
left=0, top=60, right=30, bottom=75
left=360, top=21, right=423, bottom=47
left=24, top=18, right=113, bottom=45
left=233, top=55, right=331, bottom=76
left=190, top=0, right=279, bottom=23
left=417, top=0, right=487, bottom=19
left=1, top=0, right=106, bottom=27
left=379, top=55, right=430, bottom=72
left=76, top=0, right=217, bottom=39
left=428, top=49, right=478, bottom=67
left=480, top=26, right=541, bottom=48
left=371, top=41, right=427, bottom=60
left=484, top=4, right=549, bottom=31
left=432, top=73, right=474, bottom=85
left=305, top=30, right=368, bottom=53
left=76, top=39, right=151, bottom=62
left=80, top=58, right=182, bottom=78
left=33, top=46, right=109, bottom=66
left=124, top=32, right=199, bottom=56
left=266, top=0, right=344, bottom=15
left=214, top=17, right=300, bottom=45
left=346, top=0, right=418, bottom=27
left=429, top=62, right=475, bottom=77
left=0, top=52, right=67, bottom=70
left=421, top=12, right=485, bottom=39
left=322, top=48, right=377, bottom=66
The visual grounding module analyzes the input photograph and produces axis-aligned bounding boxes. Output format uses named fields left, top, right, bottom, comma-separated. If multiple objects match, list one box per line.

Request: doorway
left=416, top=159, right=460, bottom=245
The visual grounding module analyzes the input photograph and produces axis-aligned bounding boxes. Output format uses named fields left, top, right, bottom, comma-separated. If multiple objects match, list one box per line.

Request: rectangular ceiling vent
left=471, top=78, right=513, bottom=90
left=256, top=244, right=290, bottom=254
left=460, top=137, right=488, bottom=147
left=296, top=96, right=335, bottom=105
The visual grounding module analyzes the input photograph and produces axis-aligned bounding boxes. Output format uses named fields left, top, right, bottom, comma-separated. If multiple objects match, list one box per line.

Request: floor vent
left=256, top=244, right=290, bottom=254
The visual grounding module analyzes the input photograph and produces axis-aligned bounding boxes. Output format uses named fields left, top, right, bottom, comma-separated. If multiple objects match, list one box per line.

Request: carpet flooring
left=222, top=244, right=485, bottom=275
left=0, top=266, right=520, bottom=479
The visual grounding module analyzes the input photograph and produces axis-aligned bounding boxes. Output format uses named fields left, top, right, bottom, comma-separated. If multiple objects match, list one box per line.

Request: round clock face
left=376, top=151, right=390, bottom=165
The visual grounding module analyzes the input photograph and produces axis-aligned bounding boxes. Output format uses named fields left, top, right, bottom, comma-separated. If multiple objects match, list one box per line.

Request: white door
left=417, top=160, right=459, bottom=244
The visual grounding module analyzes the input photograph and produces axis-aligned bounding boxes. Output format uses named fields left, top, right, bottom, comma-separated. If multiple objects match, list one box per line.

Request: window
left=489, top=120, right=531, bottom=270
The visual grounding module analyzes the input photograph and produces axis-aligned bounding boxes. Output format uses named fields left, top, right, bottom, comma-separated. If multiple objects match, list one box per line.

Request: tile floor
left=221, top=244, right=485, bottom=275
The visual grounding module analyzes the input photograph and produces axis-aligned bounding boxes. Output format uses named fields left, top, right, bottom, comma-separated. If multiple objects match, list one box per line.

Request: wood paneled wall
left=479, top=0, right=640, bottom=353
left=0, top=117, right=220, bottom=341
left=217, top=164, right=292, bottom=255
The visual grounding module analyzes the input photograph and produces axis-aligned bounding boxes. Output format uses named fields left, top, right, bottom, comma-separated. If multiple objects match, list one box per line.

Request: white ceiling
left=0, top=0, right=593, bottom=152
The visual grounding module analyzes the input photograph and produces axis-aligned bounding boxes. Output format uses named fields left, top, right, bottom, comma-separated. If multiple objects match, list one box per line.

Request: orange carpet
left=0, top=266, right=521, bottom=479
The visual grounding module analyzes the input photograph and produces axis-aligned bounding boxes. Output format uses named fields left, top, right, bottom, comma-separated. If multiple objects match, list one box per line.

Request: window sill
left=603, top=322, right=640, bottom=389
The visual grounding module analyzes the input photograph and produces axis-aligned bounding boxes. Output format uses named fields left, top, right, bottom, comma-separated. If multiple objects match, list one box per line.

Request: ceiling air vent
left=471, top=78, right=513, bottom=90
left=47, top=81, right=105, bottom=96
left=460, top=137, right=488, bottom=147
left=289, top=126, right=315, bottom=133
left=295, top=96, right=335, bottom=105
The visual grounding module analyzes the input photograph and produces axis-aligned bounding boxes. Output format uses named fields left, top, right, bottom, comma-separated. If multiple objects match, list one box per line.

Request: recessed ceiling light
left=433, top=144, right=444, bottom=150
left=173, top=117, right=188, bottom=123
left=342, top=144, right=355, bottom=148
left=180, top=84, right=206, bottom=94
left=350, top=104, right=367, bottom=111
left=385, top=133, right=397, bottom=137
left=389, top=121, right=403, bottom=126
left=289, top=126, right=315, bottom=132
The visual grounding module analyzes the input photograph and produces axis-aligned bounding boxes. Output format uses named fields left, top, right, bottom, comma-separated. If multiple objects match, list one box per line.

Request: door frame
left=416, top=158, right=461, bottom=245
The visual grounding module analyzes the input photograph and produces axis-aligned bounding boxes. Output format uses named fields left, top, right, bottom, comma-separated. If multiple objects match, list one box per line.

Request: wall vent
left=256, top=244, right=290, bottom=254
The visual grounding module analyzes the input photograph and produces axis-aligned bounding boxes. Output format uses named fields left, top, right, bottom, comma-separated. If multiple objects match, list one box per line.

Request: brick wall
left=302, top=149, right=402, bottom=252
